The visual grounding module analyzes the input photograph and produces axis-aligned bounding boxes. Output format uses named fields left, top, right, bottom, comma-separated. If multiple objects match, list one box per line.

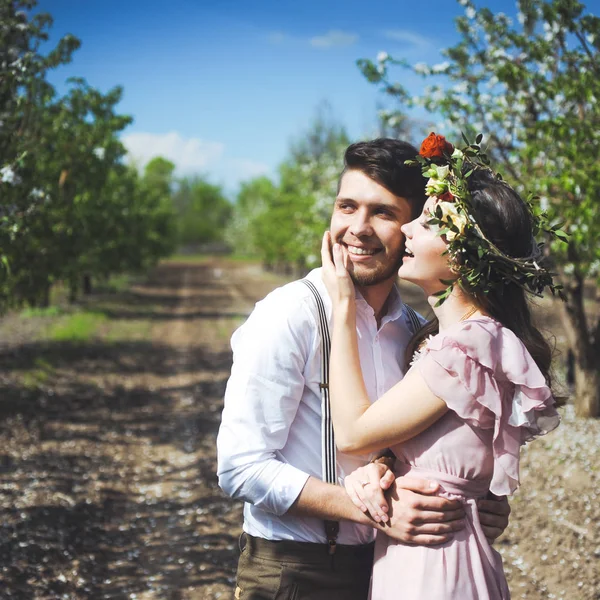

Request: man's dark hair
left=339, top=138, right=427, bottom=219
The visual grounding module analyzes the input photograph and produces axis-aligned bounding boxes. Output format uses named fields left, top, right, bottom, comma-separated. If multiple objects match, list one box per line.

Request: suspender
left=404, top=304, right=423, bottom=335
left=301, top=279, right=339, bottom=554
left=301, top=279, right=424, bottom=554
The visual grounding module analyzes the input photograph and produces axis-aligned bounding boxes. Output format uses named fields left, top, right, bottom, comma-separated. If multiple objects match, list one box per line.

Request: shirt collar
left=354, top=283, right=405, bottom=324
left=381, top=283, right=405, bottom=324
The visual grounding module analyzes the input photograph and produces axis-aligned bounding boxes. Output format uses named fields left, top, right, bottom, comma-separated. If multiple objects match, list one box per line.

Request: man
left=217, top=139, right=510, bottom=599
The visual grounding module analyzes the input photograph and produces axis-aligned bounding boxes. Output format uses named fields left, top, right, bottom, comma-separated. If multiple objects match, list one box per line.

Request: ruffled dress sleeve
left=416, top=318, right=560, bottom=496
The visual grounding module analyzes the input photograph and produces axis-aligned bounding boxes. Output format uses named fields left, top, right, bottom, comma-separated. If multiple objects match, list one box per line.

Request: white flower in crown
left=436, top=201, right=469, bottom=241
left=425, top=177, right=449, bottom=196
left=435, top=164, right=450, bottom=180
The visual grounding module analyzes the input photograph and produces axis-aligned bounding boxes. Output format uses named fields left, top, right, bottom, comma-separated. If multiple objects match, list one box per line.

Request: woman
left=320, top=133, right=561, bottom=599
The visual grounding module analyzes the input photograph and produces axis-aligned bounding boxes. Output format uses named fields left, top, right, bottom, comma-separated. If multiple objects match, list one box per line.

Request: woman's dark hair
left=404, top=169, right=558, bottom=397
left=340, top=139, right=427, bottom=219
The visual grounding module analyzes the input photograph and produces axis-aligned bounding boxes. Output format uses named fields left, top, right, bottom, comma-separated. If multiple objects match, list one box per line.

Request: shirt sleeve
left=216, top=285, right=316, bottom=516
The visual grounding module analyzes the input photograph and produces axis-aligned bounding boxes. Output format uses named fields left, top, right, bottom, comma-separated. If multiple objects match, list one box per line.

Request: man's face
left=329, top=170, right=412, bottom=287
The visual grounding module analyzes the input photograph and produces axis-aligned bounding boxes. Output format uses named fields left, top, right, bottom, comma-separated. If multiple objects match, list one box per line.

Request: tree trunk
left=557, top=272, right=600, bottom=418
left=69, top=280, right=78, bottom=304
left=82, top=274, right=92, bottom=295
left=574, top=363, right=600, bottom=418
left=40, top=284, right=50, bottom=308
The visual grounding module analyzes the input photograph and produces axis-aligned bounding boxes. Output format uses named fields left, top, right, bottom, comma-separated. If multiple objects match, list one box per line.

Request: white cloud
left=121, top=131, right=271, bottom=190
left=310, top=30, right=358, bottom=48
left=382, top=29, right=431, bottom=50
left=122, top=131, right=224, bottom=174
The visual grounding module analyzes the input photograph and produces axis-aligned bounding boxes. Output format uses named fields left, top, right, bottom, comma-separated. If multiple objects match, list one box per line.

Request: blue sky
left=39, top=0, right=525, bottom=194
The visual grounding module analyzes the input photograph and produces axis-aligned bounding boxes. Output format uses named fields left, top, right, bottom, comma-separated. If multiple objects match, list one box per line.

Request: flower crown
left=406, top=132, right=567, bottom=306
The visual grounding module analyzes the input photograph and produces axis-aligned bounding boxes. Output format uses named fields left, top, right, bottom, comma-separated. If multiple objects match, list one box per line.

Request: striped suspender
left=404, top=304, right=423, bottom=335
left=300, top=279, right=339, bottom=554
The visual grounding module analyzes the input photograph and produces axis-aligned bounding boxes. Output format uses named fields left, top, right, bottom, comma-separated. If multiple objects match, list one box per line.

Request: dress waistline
left=395, top=463, right=490, bottom=498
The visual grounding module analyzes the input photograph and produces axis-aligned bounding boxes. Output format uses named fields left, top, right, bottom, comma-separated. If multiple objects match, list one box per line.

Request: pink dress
left=370, top=317, right=559, bottom=600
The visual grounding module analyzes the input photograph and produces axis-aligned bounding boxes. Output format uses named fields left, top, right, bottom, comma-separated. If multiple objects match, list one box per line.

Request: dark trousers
left=234, top=533, right=374, bottom=600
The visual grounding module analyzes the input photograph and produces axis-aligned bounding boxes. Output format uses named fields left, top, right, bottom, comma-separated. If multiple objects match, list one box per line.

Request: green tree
left=0, top=2, right=177, bottom=310
left=238, top=103, right=350, bottom=273
left=358, top=0, right=600, bottom=417
left=0, top=0, right=80, bottom=306
left=226, top=176, right=278, bottom=258
left=172, top=176, right=231, bottom=249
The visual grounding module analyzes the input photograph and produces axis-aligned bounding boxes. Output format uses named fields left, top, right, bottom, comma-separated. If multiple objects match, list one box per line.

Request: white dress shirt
left=217, top=268, right=424, bottom=544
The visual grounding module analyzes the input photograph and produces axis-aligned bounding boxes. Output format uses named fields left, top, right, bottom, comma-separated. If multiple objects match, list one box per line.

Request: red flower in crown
left=419, top=132, right=454, bottom=159
left=438, top=191, right=455, bottom=202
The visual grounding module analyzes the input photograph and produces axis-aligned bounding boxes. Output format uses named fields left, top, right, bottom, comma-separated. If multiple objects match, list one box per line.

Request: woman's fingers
left=321, top=231, right=333, bottom=269
left=332, top=242, right=349, bottom=277
left=344, top=464, right=392, bottom=522
left=345, top=479, right=367, bottom=512
left=380, top=468, right=396, bottom=491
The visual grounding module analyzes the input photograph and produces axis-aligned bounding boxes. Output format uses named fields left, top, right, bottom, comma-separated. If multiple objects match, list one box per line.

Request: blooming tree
left=358, top=0, right=600, bottom=417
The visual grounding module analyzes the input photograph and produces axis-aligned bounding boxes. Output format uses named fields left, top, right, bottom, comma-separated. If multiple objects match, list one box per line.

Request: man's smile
left=343, top=243, right=382, bottom=258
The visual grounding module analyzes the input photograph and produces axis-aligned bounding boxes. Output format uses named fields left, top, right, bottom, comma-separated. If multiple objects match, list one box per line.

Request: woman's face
left=398, top=197, right=456, bottom=295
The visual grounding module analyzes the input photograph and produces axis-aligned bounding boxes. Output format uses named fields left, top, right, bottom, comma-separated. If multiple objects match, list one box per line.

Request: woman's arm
left=322, top=233, right=448, bottom=455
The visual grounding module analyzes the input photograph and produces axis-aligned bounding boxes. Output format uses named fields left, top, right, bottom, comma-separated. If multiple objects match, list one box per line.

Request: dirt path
left=0, top=259, right=281, bottom=599
left=0, top=259, right=597, bottom=599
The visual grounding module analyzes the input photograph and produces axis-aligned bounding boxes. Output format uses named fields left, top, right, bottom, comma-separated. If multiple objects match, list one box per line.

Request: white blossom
left=465, top=6, right=476, bottom=20
left=517, top=11, right=526, bottom=25
left=490, top=47, right=509, bottom=60
left=452, top=81, right=469, bottom=94
left=432, top=61, right=450, bottom=73
left=1, top=165, right=21, bottom=185
left=376, top=51, right=389, bottom=63
left=435, top=165, right=450, bottom=180
left=414, top=62, right=430, bottom=75
left=431, top=88, right=445, bottom=102
left=93, top=147, right=105, bottom=160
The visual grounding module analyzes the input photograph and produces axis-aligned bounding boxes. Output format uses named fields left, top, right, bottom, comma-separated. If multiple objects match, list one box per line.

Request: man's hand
left=378, top=476, right=466, bottom=545
left=344, top=463, right=395, bottom=523
left=477, top=493, right=511, bottom=543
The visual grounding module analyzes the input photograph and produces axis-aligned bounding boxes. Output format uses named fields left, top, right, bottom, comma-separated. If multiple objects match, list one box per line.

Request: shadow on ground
left=0, top=260, right=255, bottom=598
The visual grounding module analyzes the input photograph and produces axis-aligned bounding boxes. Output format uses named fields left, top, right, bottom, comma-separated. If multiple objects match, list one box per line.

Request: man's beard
left=349, top=251, right=404, bottom=287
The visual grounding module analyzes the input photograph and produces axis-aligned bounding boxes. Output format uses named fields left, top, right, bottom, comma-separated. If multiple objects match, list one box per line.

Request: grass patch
left=20, top=305, right=64, bottom=318
left=47, top=312, right=107, bottom=342
left=94, top=273, right=133, bottom=294
left=20, top=357, right=56, bottom=389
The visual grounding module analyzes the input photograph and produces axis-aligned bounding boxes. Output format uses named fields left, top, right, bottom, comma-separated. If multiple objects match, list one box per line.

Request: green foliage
left=359, top=0, right=600, bottom=414
left=0, top=1, right=177, bottom=311
left=47, top=311, right=107, bottom=342
left=410, top=138, right=566, bottom=305
left=20, top=305, right=63, bottom=318
left=173, top=177, right=231, bottom=247
left=228, top=103, right=351, bottom=270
